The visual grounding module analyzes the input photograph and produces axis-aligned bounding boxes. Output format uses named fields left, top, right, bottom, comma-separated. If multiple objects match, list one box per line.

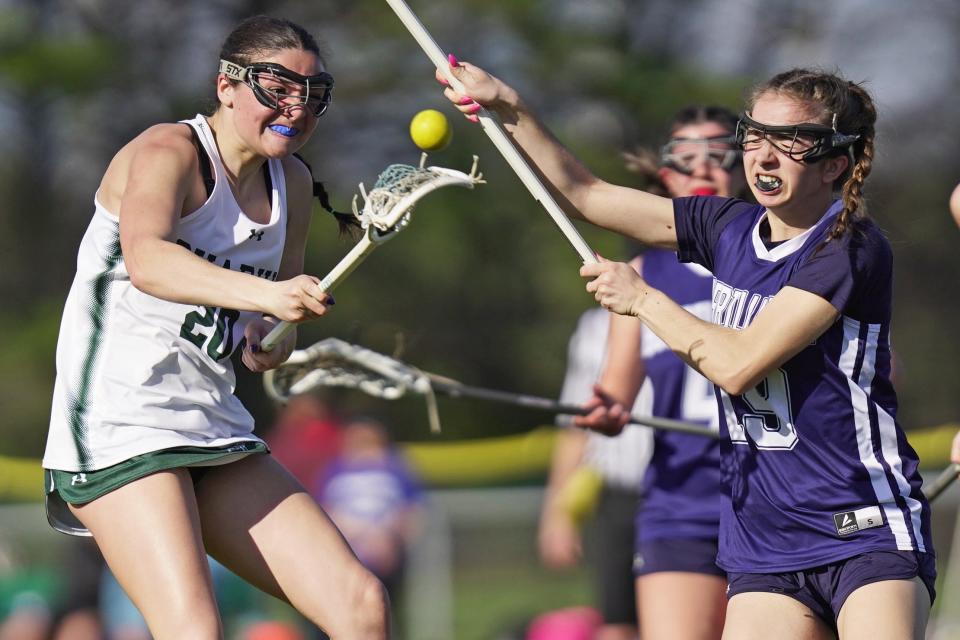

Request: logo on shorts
left=71, top=473, right=88, bottom=486
left=633, top=552, right=645, bottom=572
left=833, top=506, right=884, bottom=537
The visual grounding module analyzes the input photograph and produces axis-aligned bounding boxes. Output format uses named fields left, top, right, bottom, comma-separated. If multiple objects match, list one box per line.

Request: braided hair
left=747, top=69, right=877, bottom=241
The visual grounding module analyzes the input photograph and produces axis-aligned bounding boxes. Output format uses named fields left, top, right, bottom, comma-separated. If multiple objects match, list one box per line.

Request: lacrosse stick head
left=352, top=154, right=484, bottom=243
left=263, top=338, right=442, bottom=432
left=263, top=338, right=429, bottom=402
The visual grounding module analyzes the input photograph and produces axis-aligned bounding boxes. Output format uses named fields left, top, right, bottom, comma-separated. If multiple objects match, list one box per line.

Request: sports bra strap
left=186, top=124, right=216, bottom=198
left=184, top=122, right=271, bottom=199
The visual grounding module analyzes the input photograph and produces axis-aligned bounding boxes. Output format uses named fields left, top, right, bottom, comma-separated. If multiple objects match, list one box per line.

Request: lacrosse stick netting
left=261, top=156, right=484, bottom=351
left=263, top=338, right=718, bottom=438
left=263, top=338, right=442, bottom=432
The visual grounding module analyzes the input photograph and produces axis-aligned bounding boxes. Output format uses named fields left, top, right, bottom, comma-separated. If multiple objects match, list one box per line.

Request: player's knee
left=343, top=570, right=390, bottom=637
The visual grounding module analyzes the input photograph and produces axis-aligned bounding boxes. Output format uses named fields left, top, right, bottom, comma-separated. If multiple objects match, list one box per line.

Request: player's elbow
left=123, top=239, right=162, bottom=294
left=714, top=363, right=764, bottom=397
left=126, top=261, right=156, bottom=294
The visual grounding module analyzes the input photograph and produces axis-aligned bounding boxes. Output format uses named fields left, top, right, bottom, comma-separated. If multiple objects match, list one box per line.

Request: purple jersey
left=637, top=248, right=722, bottom=543
left=674, top=195, right=933, bottom=573
left=316, top=452, right=423, bottom=525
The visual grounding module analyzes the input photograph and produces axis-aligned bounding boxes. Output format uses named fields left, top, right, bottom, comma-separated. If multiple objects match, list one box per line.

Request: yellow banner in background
left=2, top=423, right=955, bottom=502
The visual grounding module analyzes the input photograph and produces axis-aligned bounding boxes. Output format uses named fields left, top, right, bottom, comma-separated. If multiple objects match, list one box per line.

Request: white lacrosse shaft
left=261, top=235, right=377, bottom=352
left=384, top=0, right=598, bottom=265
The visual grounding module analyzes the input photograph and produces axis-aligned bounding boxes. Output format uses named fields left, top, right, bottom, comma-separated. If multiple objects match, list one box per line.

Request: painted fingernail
left=439, top=77, right=449, bottom=86
left=467, top=114, right=479, bottom=123
left=468, top=103, right=482, bottom=113
left=250, top=344, right=259, bottom=353
left=448, top=53, right=459, bottom=67
left=459, top=96, right=475, bottom=105
left=328, top=295, right=336, bottom=305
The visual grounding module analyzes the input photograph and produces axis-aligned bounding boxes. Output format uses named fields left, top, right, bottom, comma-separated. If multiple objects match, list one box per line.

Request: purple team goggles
left=219, top=59, right=334, bottom=118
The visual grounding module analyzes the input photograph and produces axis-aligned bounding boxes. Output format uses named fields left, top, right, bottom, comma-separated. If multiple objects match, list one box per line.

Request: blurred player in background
left=538, top=306, right=653, bottom=640
left=578, top=106, right=746, bottom=640
left=315, top=416, right=425, bottom=618
left=42, top=15, right=388, bottom=639
left=439, top=59, right=934, bottom=639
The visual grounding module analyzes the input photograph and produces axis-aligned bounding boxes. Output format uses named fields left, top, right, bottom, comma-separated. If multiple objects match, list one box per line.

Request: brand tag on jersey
left=833, top=506, right=884, bottom=536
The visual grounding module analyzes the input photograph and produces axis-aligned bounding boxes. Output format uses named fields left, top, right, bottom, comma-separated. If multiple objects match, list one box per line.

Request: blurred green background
left=1, top=1, right=960, bottom=638
left=1, top=0, right=956, bottom=450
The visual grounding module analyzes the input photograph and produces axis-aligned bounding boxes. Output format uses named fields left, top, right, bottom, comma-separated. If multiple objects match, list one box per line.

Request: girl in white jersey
left=43, top=15, right=389, bottom=639
left=437, top=59, right=933, bottom=639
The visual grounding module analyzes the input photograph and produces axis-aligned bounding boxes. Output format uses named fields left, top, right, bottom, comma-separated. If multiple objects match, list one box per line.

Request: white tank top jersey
left=557, top=307, right=654, bottom=490
left=44, top=115, right=287, bottom=472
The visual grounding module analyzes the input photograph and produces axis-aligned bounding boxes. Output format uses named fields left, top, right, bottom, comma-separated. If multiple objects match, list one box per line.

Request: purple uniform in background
left=316, top=453, right=423, bottom=526
left=637, top=249, right=722, bottom=544
left=674, top=196, right=933, bottom=574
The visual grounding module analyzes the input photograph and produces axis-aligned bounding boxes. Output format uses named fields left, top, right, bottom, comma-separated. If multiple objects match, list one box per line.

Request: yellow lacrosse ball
left=410, top=109, right=452, bottom=151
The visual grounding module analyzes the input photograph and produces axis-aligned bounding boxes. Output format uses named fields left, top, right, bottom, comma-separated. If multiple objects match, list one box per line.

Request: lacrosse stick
left=384, top=0, right=598, bottom=265
left=263, top=337, right=718, bottom=438
left=923, top=463, right=960, bottom=502
left=262, top=155, right=484, bottom=351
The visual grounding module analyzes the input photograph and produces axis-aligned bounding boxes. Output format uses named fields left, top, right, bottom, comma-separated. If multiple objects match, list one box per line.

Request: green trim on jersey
left=68, top=234, right=122, bottom=471
left=46, top=440, right=268, bottom=505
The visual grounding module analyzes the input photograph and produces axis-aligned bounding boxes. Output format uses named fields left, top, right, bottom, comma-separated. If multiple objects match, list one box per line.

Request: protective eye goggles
left=219, top=59, right=334, bottom=118
left=660, top=135, right=741, bottom=175
left=735, top=112, right=859, bottom=163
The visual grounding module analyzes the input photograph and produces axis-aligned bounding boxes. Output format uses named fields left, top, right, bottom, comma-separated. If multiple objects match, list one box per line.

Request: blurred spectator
left=241, top=620, right=305, bottom=640
left=538, top=307, right=653, bottom=640
left=314, top=416, right=425, bottom=606
left=526, top=606, right=604, bottom=640
left=51, top=538, right=104, bottom=640
left=267, top=393, right=343, bottom=489
left=98, top=555, right=309, bottom=640
left=0, top=536, right=104, bottom=640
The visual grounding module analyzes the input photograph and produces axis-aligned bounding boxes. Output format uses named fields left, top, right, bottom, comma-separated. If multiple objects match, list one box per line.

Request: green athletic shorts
left=45, top=441, right=268, bottom=537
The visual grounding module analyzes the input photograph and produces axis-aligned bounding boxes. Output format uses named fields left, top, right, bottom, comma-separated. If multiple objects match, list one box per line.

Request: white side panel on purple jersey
left=839, top=318, right=926, bottom=553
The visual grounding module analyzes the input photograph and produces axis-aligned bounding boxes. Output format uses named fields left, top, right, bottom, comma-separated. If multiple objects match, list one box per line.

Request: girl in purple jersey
left=438, top=60, right=934, bottom=639
left=574, top=107, right=744, bottom=640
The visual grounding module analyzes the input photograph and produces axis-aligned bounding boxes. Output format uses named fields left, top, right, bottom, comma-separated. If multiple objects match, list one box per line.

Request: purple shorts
left=726, top=550, right=936, bottom=628
left=634, top=537, right=725, bottom=578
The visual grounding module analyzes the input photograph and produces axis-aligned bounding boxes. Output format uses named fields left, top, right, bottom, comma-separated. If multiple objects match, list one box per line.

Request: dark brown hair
left=747, top=68, right=877, bottom=241
left=220, top=15, right=325, bottom=69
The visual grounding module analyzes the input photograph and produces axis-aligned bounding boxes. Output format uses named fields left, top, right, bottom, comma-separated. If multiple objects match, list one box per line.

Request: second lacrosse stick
left=262, top=156, right=484, bottom=351
left=264, top=338, right=717, bottom=438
